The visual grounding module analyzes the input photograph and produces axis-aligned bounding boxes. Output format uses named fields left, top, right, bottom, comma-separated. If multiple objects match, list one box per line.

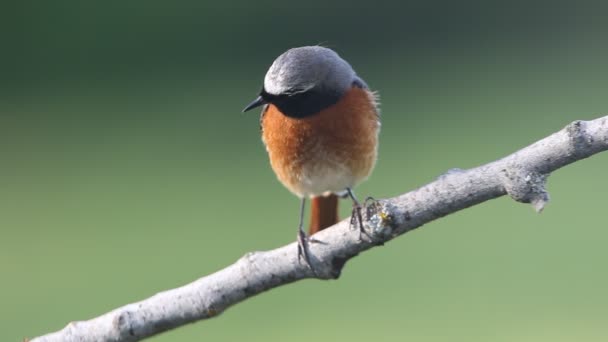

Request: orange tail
left=309, top=194, right=339, bottom=235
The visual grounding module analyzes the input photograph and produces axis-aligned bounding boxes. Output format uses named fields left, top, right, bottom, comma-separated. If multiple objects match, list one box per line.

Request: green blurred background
left=3, top=1, right=608, bottom=341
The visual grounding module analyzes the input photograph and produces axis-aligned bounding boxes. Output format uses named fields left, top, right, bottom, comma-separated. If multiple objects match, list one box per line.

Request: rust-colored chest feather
left=261, top=86, right=380, bottom=197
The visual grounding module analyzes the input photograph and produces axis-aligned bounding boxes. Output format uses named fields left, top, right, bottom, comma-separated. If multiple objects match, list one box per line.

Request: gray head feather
left=263, top=46, right=357, bottom=96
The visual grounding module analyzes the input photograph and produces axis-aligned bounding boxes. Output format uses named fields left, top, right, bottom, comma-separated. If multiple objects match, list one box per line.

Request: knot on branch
left=114, top=309, right=137, bottom=338
left=365, top=199, right=399, bottom=239
left=566, top=120, right=593, bottom=155
left=500, top=167, right=549, bottom=212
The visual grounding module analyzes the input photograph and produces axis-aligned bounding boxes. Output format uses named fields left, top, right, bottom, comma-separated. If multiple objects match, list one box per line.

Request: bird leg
left=296, top=198, right=317, bottom=275
left=347, top=188, right=370, bottom=241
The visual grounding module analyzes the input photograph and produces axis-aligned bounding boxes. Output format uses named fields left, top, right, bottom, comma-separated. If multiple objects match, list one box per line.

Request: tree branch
left=30, top=116, right=608, bottom=342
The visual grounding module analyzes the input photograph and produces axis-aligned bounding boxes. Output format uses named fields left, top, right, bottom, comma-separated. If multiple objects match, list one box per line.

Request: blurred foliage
left=2, top=1, right=608, bottom=341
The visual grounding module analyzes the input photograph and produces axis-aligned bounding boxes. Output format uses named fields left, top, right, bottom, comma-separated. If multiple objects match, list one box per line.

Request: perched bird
left=243, top=46, right=380, bottom=265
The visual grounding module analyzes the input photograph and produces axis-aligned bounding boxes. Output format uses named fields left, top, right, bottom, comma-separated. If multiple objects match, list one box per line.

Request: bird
left=243, top=46, right=380, bottom=267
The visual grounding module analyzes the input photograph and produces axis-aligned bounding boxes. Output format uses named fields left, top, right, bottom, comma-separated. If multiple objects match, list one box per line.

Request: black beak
left=242, top=96, right=267, bottom=112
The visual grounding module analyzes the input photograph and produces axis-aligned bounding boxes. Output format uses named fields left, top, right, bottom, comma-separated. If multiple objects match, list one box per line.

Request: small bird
left=243, top=46, right=380, bottom=266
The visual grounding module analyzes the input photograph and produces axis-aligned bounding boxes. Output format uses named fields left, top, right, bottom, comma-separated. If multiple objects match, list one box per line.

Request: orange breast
left=261, top=86, right=380, bottom=197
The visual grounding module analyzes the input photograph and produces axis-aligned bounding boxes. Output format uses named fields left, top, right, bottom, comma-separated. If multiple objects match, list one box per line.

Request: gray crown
left=263, top=46, right=357, bottom=96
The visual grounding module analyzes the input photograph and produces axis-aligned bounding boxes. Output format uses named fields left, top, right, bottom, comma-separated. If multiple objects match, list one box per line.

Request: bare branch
left=30, top=116, right=608, bottom=342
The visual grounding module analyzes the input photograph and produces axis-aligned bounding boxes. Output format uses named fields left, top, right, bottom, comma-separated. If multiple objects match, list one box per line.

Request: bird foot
left=297, top=229, right=319, bottom=276
left=350, top=200, right=373, bottom=242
